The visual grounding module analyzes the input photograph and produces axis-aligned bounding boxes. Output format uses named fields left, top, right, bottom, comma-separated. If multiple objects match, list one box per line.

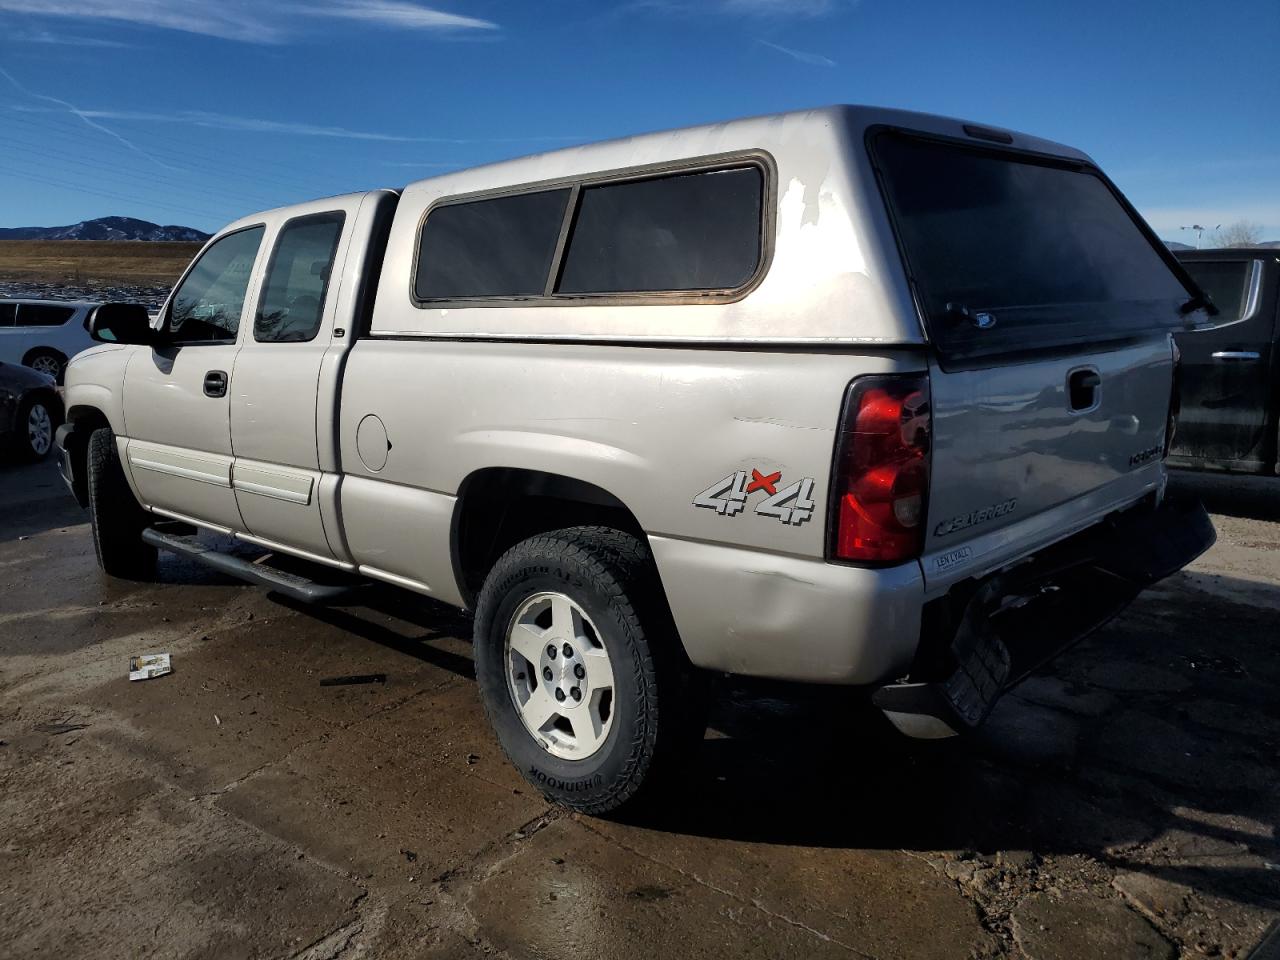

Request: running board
left=141, top=528, right=363, bottom=604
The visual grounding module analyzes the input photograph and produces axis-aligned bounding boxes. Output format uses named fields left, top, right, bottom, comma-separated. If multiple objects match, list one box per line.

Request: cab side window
left=0, top=303, right=15, bottom=327
left=1179, top=260, right=1252, bottom=328
left=166, top=226, right=265, bottom=344
left=255, top=212, right=345, bottom=343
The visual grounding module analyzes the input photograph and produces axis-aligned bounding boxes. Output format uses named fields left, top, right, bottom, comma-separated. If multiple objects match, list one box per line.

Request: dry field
left=0, top=240, right=201, bottom=286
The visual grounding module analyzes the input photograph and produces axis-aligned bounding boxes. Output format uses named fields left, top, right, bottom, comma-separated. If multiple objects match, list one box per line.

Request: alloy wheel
left=504, top=591, right=615, bottom=760
left=27, top=403, right=52, bottom=456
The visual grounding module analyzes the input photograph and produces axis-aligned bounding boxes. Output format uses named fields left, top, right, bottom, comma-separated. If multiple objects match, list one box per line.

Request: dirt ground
left=0, top=240, right=200, bottom=286
left=1, top=459, right=1277, bottom=960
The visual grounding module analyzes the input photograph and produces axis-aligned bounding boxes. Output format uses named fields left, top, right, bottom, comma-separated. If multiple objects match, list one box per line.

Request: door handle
left=203, top=370, right=228, bottom=398
left=1211, top=351, right=1261, bottom=361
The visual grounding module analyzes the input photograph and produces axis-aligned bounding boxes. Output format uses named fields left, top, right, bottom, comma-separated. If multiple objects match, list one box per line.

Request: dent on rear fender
left=649, top=534, right=923, bottom=684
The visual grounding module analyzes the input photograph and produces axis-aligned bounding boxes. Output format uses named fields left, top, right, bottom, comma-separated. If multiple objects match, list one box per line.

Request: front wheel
left=86, top=427, right=157, bottom=580
left=15, top=396, right=58, bottom=461
left=473, top=526, right=700, bottom=815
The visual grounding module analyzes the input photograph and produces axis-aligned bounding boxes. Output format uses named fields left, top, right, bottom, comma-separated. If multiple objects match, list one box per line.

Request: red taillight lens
left=828, top=375, right=931, bottom=565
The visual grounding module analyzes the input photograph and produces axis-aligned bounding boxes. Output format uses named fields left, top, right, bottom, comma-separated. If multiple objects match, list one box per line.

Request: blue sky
left=0, top=0, right=1277, bottom=243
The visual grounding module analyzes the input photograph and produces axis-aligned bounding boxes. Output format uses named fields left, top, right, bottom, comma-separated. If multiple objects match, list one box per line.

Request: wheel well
left=64, top=406, right=111, bottom=507
left=452, top=468, right=646, bottom=608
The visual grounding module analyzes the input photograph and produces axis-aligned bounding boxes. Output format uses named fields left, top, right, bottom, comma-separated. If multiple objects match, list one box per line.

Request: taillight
left=1164, top=337, right=1181, bottom=457
left=827, top=375, right=931, bottom=565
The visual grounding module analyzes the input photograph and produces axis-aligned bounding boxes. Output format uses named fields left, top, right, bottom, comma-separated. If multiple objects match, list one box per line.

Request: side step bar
left=142, top=528, right=363, bottom=605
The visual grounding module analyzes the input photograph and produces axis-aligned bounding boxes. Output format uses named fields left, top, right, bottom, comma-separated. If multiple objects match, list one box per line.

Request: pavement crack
left=289, top=917, right=364, bottom=960
left=576, top=820, right=878, bottom=959
left=435, top=808, right=563, bottom=887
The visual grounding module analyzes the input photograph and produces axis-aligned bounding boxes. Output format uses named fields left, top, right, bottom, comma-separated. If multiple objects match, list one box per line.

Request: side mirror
left=88, top=302, right=155, bottom=345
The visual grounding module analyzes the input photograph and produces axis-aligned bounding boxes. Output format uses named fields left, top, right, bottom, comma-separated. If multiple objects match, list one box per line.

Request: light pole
left=1179, top=224, right=1221, bottom=249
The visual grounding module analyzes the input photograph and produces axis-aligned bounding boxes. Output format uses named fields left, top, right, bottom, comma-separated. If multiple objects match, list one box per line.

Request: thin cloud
left=16, top=28, right=131, bottom=47
left=301, top=1, right=496, bottom=31
left=0, top=0, right=496, bottom=43
left=0, top=67, right=177, bottom=171
left=0, top=1, right=282, bottom=43
left=13, top=103, right=583, bottom=146
left=757, top=39, right=835, bottom=67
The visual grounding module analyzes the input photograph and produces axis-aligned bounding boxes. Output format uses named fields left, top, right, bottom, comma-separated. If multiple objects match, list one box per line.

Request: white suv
left=0, top=299, right=100, bottom=382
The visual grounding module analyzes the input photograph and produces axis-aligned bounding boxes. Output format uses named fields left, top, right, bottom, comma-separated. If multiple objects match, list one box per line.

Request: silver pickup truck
left=56, top=106, right=1215, bottom=813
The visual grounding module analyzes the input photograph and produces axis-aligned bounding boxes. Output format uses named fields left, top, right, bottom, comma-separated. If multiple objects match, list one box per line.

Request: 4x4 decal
left=693, top=468, right=816, bottom=526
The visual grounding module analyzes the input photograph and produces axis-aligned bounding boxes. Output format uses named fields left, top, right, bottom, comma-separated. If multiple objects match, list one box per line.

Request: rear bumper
left=872, top=495, right=1215, bottom=738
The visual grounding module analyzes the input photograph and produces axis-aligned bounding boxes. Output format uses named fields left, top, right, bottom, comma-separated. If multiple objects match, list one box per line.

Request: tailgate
left=866, top=127, right=1205, bottom=587
left=923, top=338, right=1172, bottom=584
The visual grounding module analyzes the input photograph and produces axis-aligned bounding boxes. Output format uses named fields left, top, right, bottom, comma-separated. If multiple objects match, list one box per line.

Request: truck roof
left=399, top=104, right=1090, bottom=195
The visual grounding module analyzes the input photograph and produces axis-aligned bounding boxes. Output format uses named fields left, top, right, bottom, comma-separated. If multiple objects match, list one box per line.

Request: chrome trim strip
left=357, top=564, right=432, bottom=594
left=1211, top=350, right=1261, bottom=361
left=148, top=506, right=233, bottom=535
left=234, top=531, right=355, bottom=570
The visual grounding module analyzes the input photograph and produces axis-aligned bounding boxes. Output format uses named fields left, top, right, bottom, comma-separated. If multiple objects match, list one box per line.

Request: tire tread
left=474, top=525, right=692, bottom=815
left=87, top=427, right=156, bottom=579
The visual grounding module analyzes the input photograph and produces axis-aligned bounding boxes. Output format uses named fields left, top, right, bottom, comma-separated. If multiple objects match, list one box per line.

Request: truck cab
left=1170, top=248, right=1280, bottom=475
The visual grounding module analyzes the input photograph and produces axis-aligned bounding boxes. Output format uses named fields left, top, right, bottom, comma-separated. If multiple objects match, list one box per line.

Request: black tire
left=473, top=526, right=701, bottom=815
left=87, top=427, right=157, bottom=580
left=24, top=348, right=67, bottom=384
left=14, top=394, right=60, bottom=462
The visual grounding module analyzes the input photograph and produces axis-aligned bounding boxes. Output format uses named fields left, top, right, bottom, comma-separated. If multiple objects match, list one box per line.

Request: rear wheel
left=25, top=348, right=66, bottom=383
left=87, top=427, right=157, bottom=579
left=473, top=526, right=702, bottom=815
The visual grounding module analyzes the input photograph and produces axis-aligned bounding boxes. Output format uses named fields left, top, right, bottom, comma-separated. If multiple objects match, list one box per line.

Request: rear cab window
left=412, top=160, right=767, bottom=305
left=255, top=212, right=345, bottom=343
left=869, top=130, right=1202, bottom=361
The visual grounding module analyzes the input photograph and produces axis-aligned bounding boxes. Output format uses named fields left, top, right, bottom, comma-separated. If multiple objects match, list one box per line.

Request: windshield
left=872, top=131, right=1199, bottom=359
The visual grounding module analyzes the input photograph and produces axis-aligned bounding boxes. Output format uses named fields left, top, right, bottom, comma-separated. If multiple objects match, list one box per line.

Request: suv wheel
left=473, top=526, right=701, bottom=815
left=25, top=349, right=66, bottom=383
left=87, top=427, right=157, bottom=580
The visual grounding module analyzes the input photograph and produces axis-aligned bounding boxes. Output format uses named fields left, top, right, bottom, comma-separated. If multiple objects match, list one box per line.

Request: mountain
left=1164, top=240, right=1194, bottom=250
left=0, top=216, right=210, bottom=242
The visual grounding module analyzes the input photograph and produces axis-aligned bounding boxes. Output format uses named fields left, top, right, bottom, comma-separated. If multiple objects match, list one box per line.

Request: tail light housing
left=827, top=374, right=932, bottom=565
left=1164, top=337, right=1182, bottom=457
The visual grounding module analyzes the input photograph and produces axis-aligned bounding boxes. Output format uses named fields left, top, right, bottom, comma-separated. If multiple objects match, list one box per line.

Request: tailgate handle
left=1068, top=368, right=1101, bottom=412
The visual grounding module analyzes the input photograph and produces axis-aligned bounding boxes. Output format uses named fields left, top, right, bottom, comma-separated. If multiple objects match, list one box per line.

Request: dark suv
left=1171, top=248, right=1280, bottom=475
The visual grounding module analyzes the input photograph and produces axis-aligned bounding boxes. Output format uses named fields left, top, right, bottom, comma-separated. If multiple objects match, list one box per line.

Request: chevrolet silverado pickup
left=56, top=106, right=1216, bottom=813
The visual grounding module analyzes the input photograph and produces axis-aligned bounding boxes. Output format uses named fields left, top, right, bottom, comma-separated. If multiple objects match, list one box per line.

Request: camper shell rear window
left=869, top=130, right=1202, bottom=361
